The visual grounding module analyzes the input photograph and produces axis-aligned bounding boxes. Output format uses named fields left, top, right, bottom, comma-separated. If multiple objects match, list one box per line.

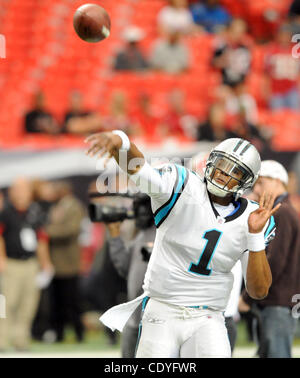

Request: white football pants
left=135, top=298, right=231, bottom=358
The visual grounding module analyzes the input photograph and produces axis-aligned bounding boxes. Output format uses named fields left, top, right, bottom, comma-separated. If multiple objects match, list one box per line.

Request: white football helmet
left=204, top=138, right=261, bottom=199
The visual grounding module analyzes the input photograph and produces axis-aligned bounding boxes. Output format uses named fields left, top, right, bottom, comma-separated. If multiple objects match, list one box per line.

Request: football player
left=85, top=131, right=280, bottom=358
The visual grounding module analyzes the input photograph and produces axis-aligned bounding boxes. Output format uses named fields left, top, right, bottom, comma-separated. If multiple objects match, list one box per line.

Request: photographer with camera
left=83, top=177, right=135, bottom=346
left=91, top=193, right=155, bottom=357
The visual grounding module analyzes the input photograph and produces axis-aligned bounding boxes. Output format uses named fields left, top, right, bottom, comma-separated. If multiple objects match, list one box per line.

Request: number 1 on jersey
left=189, top=229, right=222, bottom=276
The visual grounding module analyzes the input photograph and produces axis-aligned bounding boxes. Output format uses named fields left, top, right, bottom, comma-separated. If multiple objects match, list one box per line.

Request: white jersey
left=131, top=162, right=275, bottom=311
left=100, top=162, right=275, bottom=331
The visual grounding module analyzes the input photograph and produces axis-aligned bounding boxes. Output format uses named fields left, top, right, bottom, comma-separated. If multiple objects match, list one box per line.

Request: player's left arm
left=245, top=192, right=281, bottom=300
left=84, top=131, right=177, bottom=201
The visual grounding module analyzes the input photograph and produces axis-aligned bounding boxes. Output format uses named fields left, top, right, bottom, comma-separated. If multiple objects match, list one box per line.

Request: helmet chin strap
left=206, top=180, right=230, bottom=198
left=207, top=179, right=244, bottom=201
left=234, top=190, right=243, bottom=201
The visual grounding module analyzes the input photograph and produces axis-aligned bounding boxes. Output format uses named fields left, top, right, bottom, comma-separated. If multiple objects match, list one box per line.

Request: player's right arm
left=85, top=132, right=176, bottom=201
left=85, top=131, right=145, bottom=175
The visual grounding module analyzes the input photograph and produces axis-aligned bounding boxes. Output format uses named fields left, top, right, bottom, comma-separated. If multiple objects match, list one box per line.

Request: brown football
left=73, top=4, right=111, bottom=43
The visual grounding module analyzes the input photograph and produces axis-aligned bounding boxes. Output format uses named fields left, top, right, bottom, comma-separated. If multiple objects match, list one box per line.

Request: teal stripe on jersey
left=154, top=165, right=187, bottom=226
left=134, top=296, right=149, bottom=357
left=264, top=215, right=275, bottom=239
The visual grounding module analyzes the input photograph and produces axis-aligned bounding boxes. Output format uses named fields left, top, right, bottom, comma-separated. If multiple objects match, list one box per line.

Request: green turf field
left=29, top=318, right=300, bottom=354
left=0, top=318, right=299, bottom=357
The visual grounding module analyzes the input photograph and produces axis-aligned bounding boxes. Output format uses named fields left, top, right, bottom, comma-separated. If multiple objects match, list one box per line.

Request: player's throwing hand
left=85, top=131, right=144, bottom=175
left=85, top=132, right=122, bottom=160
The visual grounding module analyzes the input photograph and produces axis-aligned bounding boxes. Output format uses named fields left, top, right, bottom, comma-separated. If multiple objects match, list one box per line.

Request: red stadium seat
left=0, top=0, right=298, bottom=151
left=258, top=110, right=300, bottom=151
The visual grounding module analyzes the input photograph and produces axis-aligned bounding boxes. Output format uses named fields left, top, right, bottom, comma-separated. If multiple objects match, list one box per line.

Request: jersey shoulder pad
left=246, top=199, right=260, bottom=211
left=190, top=170, right=204, bottom=181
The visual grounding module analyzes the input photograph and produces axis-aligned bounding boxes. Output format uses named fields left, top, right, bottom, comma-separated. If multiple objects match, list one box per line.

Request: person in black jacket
left=212, top=18, right=251, bottom=88
left=81, top=176, right=134, bottom=345
left=197, top=103, right=236, bottom=142
left=106, top=194, right=155, bottom=357
left=239, top=160, right=300, bottom=358
left=113, top=26, right=149, bottom=72
left=24, top=91, right=59, bottom=134
left=62, top=91, right=93, bottom=134
left=0, top=178, right=52, bottom=351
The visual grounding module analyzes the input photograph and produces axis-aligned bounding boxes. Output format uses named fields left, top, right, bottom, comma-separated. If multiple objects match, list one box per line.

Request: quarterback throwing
left=85, top=131, right=280, bottom=358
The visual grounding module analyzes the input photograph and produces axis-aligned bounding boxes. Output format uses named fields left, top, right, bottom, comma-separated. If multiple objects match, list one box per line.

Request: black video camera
left=89, top=203, right=135, bottom=223
left=88, top=192, right=153, bottom=227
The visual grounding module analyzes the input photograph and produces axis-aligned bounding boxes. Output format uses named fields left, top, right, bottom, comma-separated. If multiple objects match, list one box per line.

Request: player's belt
left=187, top=305, right=208, bottom=309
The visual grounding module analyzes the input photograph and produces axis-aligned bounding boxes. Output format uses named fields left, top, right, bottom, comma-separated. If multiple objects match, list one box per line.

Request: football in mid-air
left=73, top=3, right=111, bottom=43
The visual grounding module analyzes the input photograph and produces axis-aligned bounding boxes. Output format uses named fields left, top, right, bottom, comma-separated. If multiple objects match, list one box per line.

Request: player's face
left=212, top=158, right=244, bottom=190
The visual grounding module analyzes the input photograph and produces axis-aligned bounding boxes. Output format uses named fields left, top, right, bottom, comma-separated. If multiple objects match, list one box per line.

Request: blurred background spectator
left=229, top=108, right=270, bottom=153
left=101, top=91, right=135, bottom=135
left=62, top=91, right=93, bottom=133
left=157, top=0, right=195, bottom=36
left=64, top=90, right=135, bottom=136
left=25, top=91, right=60, bottom=135
left=0, top=178, right=52, bottom=351
left=46, top=181, right=85, bottom=343
left=264, top=24, right=300, bottom=110
left=212, top=18, right=252, bottom=88
left=190, top=0, right=232, bottom=34
left=240, top=161, right=300, bottom=358
left=289, top=0, right=300, bottom=34
left=160, top=89, right=197, bottom=138
left=219, top=83, right=259, bottom=125
left=288, top=171, right=300, bottom=215
left=106, top=194, right=155, bottom=358
left=197, top=102, right=233, bottom=141
left=64, top=113, right=103, bottom=135
left=81, top=175, right=135, bottom=346
left=31, top=179, right=57, bottom=342
left=113, top=26, right=149, bottom=71
left=0, top=192, right=4, bottom=213
left=130, top=92, right=161, bottom=138
left=150, top=30, right=190, bottom=73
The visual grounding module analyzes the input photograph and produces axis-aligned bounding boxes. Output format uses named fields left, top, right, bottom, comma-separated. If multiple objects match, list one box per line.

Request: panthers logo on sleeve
left=264, top=215, right=276, bottom=247
left=154, top=165, right=173, bottom=176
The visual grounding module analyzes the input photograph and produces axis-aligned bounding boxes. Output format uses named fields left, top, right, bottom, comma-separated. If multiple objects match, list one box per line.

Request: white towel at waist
left=99, top=293, right=146, bottom=332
